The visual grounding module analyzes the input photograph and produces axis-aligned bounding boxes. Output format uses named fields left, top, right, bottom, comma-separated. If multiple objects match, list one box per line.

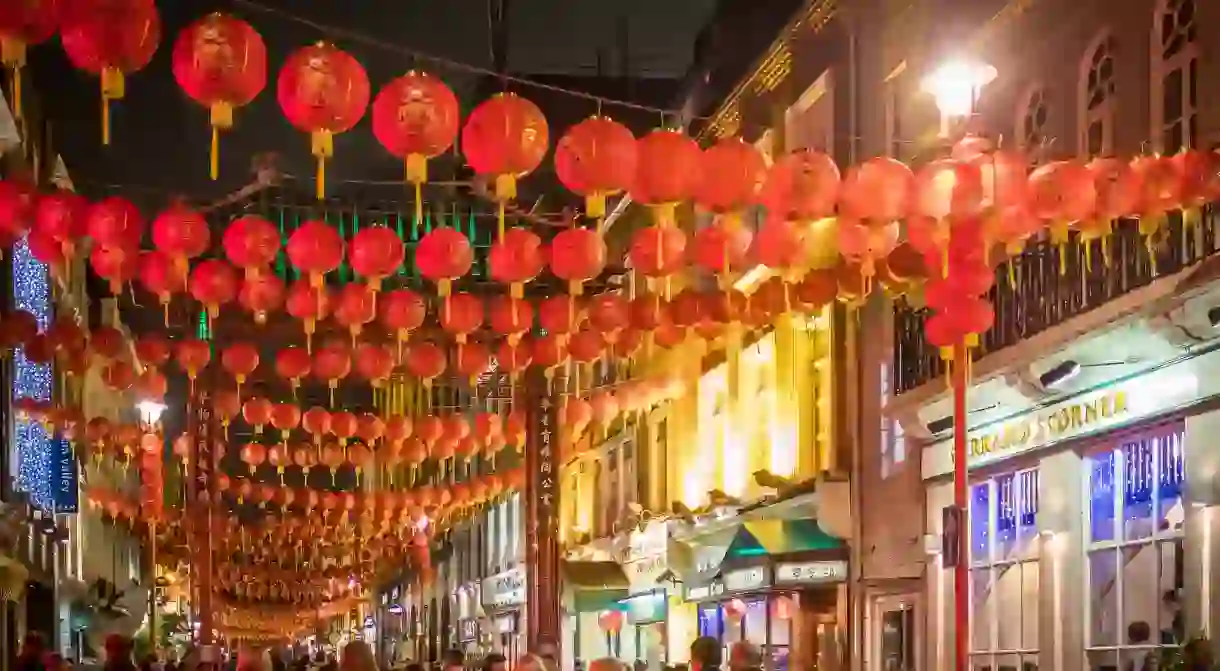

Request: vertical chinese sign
left=188, top=384, right=217, bottom=647
left=524, top=368, right=561, bottom=649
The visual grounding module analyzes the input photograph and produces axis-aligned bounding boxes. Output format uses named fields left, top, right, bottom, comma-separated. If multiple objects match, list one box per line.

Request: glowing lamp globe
left=461, top=93, right=550, bottom=238
left=415, top=227, right=472, bottom=296
left=223, top=215, right=281, bottom=279
left=488, top=227, right=544, bottom=298
left=630, top=129, right=703, bottom=226
left=372, top=70, right=459, bottom=222
left=694, top=137, right=767, bottom=214
left=554, top=116, right=637, bottom=218
left=349, top=226, right=404, bottom=290
left=759, top=150, right=840, bottom=222
left=549, top=227, right=606, bottom=296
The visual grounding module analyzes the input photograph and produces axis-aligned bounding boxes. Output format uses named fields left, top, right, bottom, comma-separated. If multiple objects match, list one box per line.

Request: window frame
left=1016, top=84, right=1051, bottom=165
left=1151, top=0, right=1199, bottom=153
left=1079, top=31, right=1117, bottom=157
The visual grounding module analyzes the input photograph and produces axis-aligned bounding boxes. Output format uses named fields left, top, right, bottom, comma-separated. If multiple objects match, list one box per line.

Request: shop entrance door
left=869, top=594, right=919, bottom=671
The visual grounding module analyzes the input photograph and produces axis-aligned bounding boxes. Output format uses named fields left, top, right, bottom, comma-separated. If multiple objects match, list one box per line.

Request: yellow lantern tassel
left=100, top=67, right=125, bottom=146
left=586, top=192, right=606, bottom=220
left=495, top=174, right=517, bottom=243
left=209, top=103, right=233, bottom=181
left=311, top=131, right=334, bottom=200
left=2, top=39, right=26, bottom=122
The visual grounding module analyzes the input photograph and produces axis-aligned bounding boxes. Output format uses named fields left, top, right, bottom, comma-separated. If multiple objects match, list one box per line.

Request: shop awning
left=561, top=560, right=629, bottom=590
left=663, top=526, right=741, bottom=586
left=731, top=519, right=845, bottom=558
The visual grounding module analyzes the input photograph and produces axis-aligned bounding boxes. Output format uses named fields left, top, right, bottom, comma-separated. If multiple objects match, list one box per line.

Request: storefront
left=920, top=345, right=1220, bottom=671
left=676, top=517, right=848, bottom=671
left=454, top=581, right=482, bottom=659
left=482, top=566, right=527, bottom=663
left=616, top=521, right=674, bottom=669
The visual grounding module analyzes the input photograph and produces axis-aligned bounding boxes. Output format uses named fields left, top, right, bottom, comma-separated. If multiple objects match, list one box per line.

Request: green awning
left=561, top=560, right=629, bottom=590
left=666, top=527, right=740, bottom=585
left=732, top=519, right=845, bottom=557
left=573, top=589, right=630, bottom=613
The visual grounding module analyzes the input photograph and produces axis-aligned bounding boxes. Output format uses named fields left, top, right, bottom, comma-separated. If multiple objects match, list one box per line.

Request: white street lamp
left=921, top=58, right=997, bottom=135
left=137, top=399, right=168, bottom=426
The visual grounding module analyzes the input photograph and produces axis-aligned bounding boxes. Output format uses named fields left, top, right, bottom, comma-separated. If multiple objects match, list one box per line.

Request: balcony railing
left=893, top=205, right=1220, bottom=395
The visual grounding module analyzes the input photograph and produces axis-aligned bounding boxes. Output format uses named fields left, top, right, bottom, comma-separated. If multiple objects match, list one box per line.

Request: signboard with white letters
left=722, top=566, right=770, bottom=593
left=774, top=560, right=848, bottom=585
left=482, top=567, right=526, bottom=609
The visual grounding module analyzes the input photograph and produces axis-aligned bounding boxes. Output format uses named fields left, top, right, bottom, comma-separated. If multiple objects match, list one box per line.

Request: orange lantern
left=354, top=343, right=394, bottom=387
left=349, top=226, right=404, bottom=291
left=555, top=116, right=637, bottom=219
left=488, top=295, right=535, bottom=346
left=271, top=403, right=301, bottom=444
left=221, top=342, right=260, bottom=393
left=461, top=93, right=550, bottom=239
left=489, top=227, right=544, bottom=298
left=239, top=272, right=285, bottom=325
left=379, top=288, right=427, bottom=357
left=286, top=279, right=333, bottom=351
left=440, top=292, right=483, bottom=344
left=371, top=71, right=460, bottom=224
left=242, top=397, right=273, bottom=434
left=416, top=227, right=472, bottom=298
left=630, top=129, right=703, bottom=226
left=759, top=149, right=841, bottom=222
left=839, top=157, right=915, bottom=223
left=549, top=226, right=607, bottom=297
left=405, top=342, right=446, bottom=387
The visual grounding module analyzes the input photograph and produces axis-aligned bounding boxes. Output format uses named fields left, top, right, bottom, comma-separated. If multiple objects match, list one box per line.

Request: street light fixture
left=137, top=399, right=168, bottom=427
left=921, top=58, right=997, bottom=135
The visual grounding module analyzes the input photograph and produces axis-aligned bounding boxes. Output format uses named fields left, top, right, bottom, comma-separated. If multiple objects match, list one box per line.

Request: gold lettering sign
left=968, top=391, right=1128, bottom=460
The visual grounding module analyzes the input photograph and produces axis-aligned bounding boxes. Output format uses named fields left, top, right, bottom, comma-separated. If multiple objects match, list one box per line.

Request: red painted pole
left=953, top=343, right=969, bottom=671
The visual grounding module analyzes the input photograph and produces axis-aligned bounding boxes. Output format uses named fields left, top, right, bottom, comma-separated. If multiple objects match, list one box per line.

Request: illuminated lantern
left=474, top=412, right=502, bottom=443
left=587, top=293, right=628, bottom=337
left=277, top=42, right=370, bottom=199
left=354, top=343, right=394, bottom=387
left=538, top=295, right=578, bottom=335
left=313, top=342, right=351, bottom=399
left=335, top=283, right=377, bottom=343
left=488, top=296, right=534, bottom=345
left=33, top=190, right=87, bottom=260
left=565, top=397, right=592, bottom=431
left=549, top=226, right=607, bottom=296
left=589, top=391, right=618, bottom=426
left=839, top=157, right=915, bottom=223
left=496, top=339, right=531, bottom=375
left=613, top=328, right=643, bottom=358
left=378, top=288, right=427, bottom=355
left=214, top=390, right=240, bottom=436
left=0, top=0, right=58, bottom=121
left=837, top=219, right=900, bottom=278
left=221, top=341, right=259, bottom=394
left=176, top=338, right=211, bottom=381
left=555, top=116, right=637, bottom=219
left=568, top=329, right=604, bottom=365
left=692, top=221, right=752, bottom=277
left=629, top=295, right=668, bottom=331
left=286, top=279, right=332, bottom=351
left=275, top=347, right=311, bottom=393
left=695, top=137, right=766, bottom=216
left=0, top=179, right=33, bottom=247
left=27, top=230, right=66, bottom=282
left=239, top=442, right=266, bottom=472
left=595, top=609, right=624, bottom=634
left=530, top=334, right=567, bottom=371
left=302, top=407, right=332, bottom=445
left=238, top=272, right=285, bottom=325
left=1082, top=157, right=1142, bottom=265
left=60, top=0, right=160, bottom=145
left=223, top=215, right=281, bottom=280
left=136, top=251, right=184, bottom=321
left=405, top=342, right=446, bottom=387
left=416, top=415, right=444, bottom=449
left=86, top=196, right=143, bottom=249
left=628, top=225, right=687, bottom=284
left=242, top=397, right=272, bottom=434
left=415, top=226, right=472, bottom=297
left=330, top=411, right=357, bottom=445
left=461, top=93, right=550, bottom=239
left=489, top=227, right=544, bottom=298
left=1173, top=149, right=1220, bottom=212
left=90, top=243, right=138, bottom=295
left=943, top=295, right=995, bottom=341
left=189, top=258, right=238, bottom=320
left=454, top=341, right=491, bottom=383
left=371, top=71, right=459, bottom=222
left=357, top=413, right=385, bottom=446
left=631, top=129, right=703, bottom=226
left=911, top=158, right=984, bottom=222
left=288, top=220, right=344, bottom=288
left=270, top=403, right=301, bottom=444
left=759, top=149, right=840, bottom=222
left=134, top=334, right=170, bottom=370
left=1028, top=160, right=1097, bottom=227
left=439, top=292, right=483, bottom=344
left=349, top=226, right=404, bottom=291
left=172, top=13, right=266, bottom=179
left=1131, top=154, right=1185, bottom=218
left=101, top=361, right=134, bottom=392
left=385, top=415, right=412, bottom=446
left=755, top=216, right=806, bottom=277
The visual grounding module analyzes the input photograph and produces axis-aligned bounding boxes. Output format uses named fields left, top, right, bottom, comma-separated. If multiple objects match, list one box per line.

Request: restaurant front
left=481, top=566, right=527, bottom=663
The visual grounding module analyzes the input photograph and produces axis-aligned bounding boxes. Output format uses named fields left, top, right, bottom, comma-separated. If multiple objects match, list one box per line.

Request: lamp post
left=920, top=57, right=996, bottom=671
left=137, top=399, right=167, bottom=654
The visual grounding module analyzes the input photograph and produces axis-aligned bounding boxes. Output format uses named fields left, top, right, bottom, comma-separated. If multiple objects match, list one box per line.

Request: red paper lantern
left=440, top=292, right=484, bottom=343
left=628, top=225, right=687, bottom=280
left=270, top=403, right=301, bottom=442
left=631, top=129, right=703, bottom=225
left=90, top=243, right=138, bottom=295
left=612, top=328, right=643, bottom=358
left=223, top=215, right=281, bottom=280
left=379, top=288, right=427, bottom=352
left=755, top=216, right=806, bottom=275
left=565, top=397, right=592, bottom=430
left=134, top=334, right=170, bottom=369
left=1131, top=154, right=1185, bottom=217
left=1173, top=149, right=1220, bottom=209
left=415, top=227, right=472, bottom=296
left=101, top=361, right=134, bottom=392
left=911, top=159, right=984, bottom=221
left=349, top=226, right=404, bottom=290
left=287, top=220, right=344, bottom=287
left=531, top=334, right=567, bottom=370
left=151, top=203, right=210, bottom=280
left=371, top=70, right=459, bottom=221
left=0, top=0, right=59, bottom=121
left=496, top=339, right=531, bottom=374
left=33, top=190, right=86, bottom=260
left=354, top=343, right=394, bottom=387
left=134, top=369, right=166, bottom=402
left=454, top=341, right=491, bottom=382
left=172, top=14, right=266, bottom=179
left=597, top=610, right=624, bottom=634
left=277, top=42, right=370, bottom=199
left=335, top=283, right=377, bottom=342
left=538, top=295, right=577, bottom=335
left=242, top=397, right=273, bottom=434
left=405, top=342, right=446, bottom=386
left=175, top=338, right=212, bottom=380
left=461, top=93, right=550, bottom=237
left=87, top=324, right=123, bottom=360
left=1028, top=160, right=1097, bottom=224
left=221, top=342, right=260, bottom=389
left=837, top=220, right=900, bottom=278
left=60, top=0, right=160, bottom=145
left=189, top=259, right=238, bottom=319
left=86, top=196, right=143, bottom=249
left=629, top=295, right=668, bottom=330
left=274, top=347, right=311, bottom=391
left=286, top=279, right=332, bottom=350
left=313, top=343, right=352, bottom=391
left=28, top=228, right=67, bottom=280
left=840, top=157, right=915, bottom=222
left=488, top=296, right=534, bottom=344
left=555, top=116, right=637, bottom=218
left=692, top=221, right=752, bottom=276
left=489, top=227, right=544, bottom=297
left=695, top=137, right=766, bottom=213
left=549, top=226, right=606, bottom=295
left=238, top=272, right=285, bottom=325
left=587, top=293, right=628, bottom=335
left=760, top=149, right=841, bottom=222
left=0, top=179, right=33, bottom=247
left=416, top=415, right=444, bottom=448
left=568, top=329, right=604, bottom=364
left=302, top=407, right=332, bottom=443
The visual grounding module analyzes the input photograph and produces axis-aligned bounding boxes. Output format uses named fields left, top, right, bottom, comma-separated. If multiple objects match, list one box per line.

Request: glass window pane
left=1159, top=539, right=1184, bottom=644
left=1123, top=440, right=1155, bottom=541
left=996, top=564, right=1022, bottom=651
left=994, top=653, right=1021, bottom=671
left=724, top=607, right=744, bottom=644
left=769, top=605, right=791, bottom=645
left=970, top=655, right=994, bottom=671
left=1090, top=453, right=1117, bottom=542
left=996, top=475, right=1016, bottom=560
left=1022, top=562, right=1040, bottom=651
left=743, top=599, right=767, bottom=646
left=1017, top=470, right=1040, bottom=559
left=1121, top=544, right=1160, bottom=644
left=972, top=569, right=994, bottom=652
left=1120, top=650, right=1154, bottom=671
left=1090, top=549, right=1119, bottom=646
left=971, top=482, right=992, bottom=563
left=1165, top=67, right=1184, bottom=121
left=1087, top=649, right=1118, bottom=671
left=1157, top=434, right=1185, bottom=535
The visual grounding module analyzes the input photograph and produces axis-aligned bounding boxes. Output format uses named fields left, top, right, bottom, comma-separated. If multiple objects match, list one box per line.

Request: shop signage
left=685, top=581, right=725, bottom=602
left=536, top=395, right=557, bottom=523
left=390, top=585, right=401, bottom=601
left=52, top=434, right=78, bottom=513
left=482, top=567, right=526, bottom=609
left=967, top=390, right=1128, bottom=465
left=459, top=619, right=478, bottom=642
left=723, top=566, right=771, bottom=593
left=774, top=560, right=848, bottom=585
left=622, top=590, right=667, bottom=624
left=622, top=521, right=668, bottom=563
left=493, top=613, right=517, bottom=634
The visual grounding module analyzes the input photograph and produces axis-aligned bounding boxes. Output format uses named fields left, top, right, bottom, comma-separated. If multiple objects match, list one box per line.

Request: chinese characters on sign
left=537, top=395, right=557, bottom=523
left=525, top=369, right=562, bottom=648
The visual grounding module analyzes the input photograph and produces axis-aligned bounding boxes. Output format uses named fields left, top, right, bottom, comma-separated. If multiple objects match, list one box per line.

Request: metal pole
left=148, top=520, right=156, bottom=656
left=952, top=343, right=969, bottom=671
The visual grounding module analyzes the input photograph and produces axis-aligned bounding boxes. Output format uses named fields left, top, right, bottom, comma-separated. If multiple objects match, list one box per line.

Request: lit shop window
left=1086, top=427, right=1185, bottom=670
left=969, top=469, right=1040, bottom=671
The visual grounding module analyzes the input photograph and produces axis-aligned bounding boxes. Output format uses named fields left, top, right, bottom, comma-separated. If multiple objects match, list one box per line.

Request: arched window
left=1081, top=34, right=1117, bottom=156
left=1154, top=0, right=1197, bottom=152
left=1018, top=87, right=1051, bottom=163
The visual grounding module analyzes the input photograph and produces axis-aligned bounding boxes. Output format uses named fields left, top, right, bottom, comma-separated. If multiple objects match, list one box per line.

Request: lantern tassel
left=2, top=39, right=25, bottom=122
left=210, top=126, right=220, bottom=181
left=100, top=67, right=125, bottom=146
left=311, top=131, right=334, bottom=201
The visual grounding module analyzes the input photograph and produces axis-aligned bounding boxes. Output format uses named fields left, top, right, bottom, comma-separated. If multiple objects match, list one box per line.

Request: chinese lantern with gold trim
left=0, top=0, right=59, bottom=122
left=555, top=116, right=637, bottom=219
left=372, top=71, right=459, bottom=225
left=461, top=93, right=550, bottom=240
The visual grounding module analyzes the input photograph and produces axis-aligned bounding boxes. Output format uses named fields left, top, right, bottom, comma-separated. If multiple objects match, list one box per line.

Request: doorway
left=869, top=593, right=919, bottom=671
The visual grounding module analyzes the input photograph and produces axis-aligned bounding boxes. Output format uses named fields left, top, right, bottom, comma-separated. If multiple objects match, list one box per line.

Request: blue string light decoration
left=12, top=234, right=54, bottom=510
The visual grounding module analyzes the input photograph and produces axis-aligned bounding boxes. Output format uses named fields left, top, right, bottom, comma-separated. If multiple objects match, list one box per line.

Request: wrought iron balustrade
left=892, top=205, right=1220, bottom=395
